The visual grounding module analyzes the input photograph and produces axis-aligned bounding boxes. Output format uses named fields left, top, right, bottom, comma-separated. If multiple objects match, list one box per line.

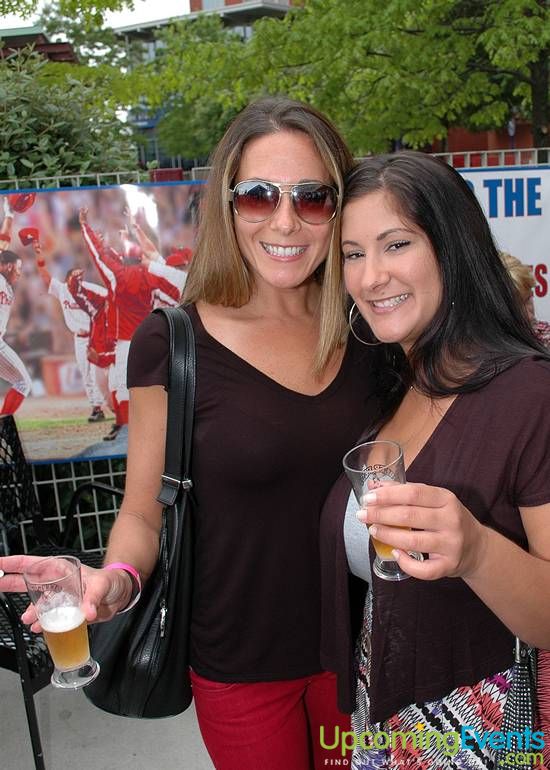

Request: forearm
left=1, top=216, right=13, bottom=241
left=134, top=224, right=158, bottom=257
left=464, top=526, right=550, bottom=648
left=104, top=506, right=162, bottom=584
left=81, top=222, right=119, bottom=286
left=103, top=385, right=168, bottom=587
left=37, top=265, right=51, bottom=286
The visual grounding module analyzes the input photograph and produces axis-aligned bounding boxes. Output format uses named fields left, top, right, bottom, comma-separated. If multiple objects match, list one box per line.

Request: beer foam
left=40, top=605, right=84, bottom=633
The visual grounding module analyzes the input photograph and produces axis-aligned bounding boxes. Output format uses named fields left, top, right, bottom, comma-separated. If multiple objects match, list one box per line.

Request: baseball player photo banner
left=0, top=182, right=201, bottom=462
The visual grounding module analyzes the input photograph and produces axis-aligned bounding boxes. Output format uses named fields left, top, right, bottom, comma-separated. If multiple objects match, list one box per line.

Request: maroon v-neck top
left=128, top=304, right=377, bottom=682
left=320, top=356, right=550, bottom=722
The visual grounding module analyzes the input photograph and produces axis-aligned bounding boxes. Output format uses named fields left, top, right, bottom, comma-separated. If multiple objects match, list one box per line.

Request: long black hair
left=343, top=151, right=549, bottom=419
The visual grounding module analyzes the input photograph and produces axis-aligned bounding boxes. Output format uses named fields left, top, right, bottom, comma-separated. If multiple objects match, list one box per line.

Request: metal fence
left=4, top=145, right=549, bottom=193
left=0, top=170, right=152, bottom=192
left=3, top=457, right=127, bottom=558
left=433, top=147, right=550, bottom=168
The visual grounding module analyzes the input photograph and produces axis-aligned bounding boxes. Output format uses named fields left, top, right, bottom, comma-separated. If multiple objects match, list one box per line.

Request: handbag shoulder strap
left=153, top=306, right=196, bottom=506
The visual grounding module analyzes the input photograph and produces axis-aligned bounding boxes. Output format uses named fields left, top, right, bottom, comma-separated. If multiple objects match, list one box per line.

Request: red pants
left=190, top=669, right=351, bottom=770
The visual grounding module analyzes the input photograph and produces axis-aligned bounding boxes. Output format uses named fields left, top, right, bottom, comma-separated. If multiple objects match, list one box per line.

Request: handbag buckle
left=157, top=474, right=194, bottom=506
left=157, top=474, right=182, bottom=506
left=161, top=473, right=181, bottom=490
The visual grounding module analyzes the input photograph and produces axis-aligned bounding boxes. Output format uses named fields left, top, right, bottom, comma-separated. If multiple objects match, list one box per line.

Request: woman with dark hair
left=1, top=98, right=376, bottom=770
left=320, top=151, right=550, bottom=769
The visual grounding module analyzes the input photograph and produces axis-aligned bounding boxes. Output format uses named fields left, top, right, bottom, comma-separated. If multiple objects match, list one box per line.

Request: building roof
left=115, top=0, right=292, bottom=36
left=0, top=27, right=78, bottom=63
left=1, top=26, right=45, bottom=38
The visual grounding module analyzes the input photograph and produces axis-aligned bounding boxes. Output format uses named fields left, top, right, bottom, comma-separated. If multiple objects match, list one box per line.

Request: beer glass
left=343, top=440, right=423, bottom=581
left=23, top=555, right=100, bottom=688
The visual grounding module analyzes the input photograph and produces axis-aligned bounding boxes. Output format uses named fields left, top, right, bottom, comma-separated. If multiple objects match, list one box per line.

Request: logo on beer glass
left=361, top=463, right=396, bottom=487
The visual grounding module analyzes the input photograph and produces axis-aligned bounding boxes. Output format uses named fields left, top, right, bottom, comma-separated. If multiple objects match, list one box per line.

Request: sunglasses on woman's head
left=228, top=179, right=339, bottom=225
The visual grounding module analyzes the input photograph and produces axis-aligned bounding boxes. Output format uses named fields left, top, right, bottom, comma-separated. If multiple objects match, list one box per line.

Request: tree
left=38, top=2, right=142, bottom=69
left=156, top=99, right=239, bottom=162
left=21, top=0, right=548, bottom=160
left=146, top=0, right=550, bottom=154
left=1, top=0, right=133, bottom=25
left=133, top=15, right=246, bottom=159
left=0, top=47, right=137, bottom=185
left=252, top=0, right=550, bottom=151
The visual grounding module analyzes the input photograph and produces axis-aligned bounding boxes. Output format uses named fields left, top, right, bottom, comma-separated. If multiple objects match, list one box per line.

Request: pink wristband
left=104, top=562, right=142, bottom=614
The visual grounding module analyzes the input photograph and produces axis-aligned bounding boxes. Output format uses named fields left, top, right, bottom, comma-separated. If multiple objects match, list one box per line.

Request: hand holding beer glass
left=23, top=555, right=100, bottom=688
left=343, top=440, right=423, bottom=581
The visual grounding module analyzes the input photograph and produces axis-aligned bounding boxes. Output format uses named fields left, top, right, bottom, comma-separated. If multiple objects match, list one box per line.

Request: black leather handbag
left=84, top=306, right=195, bottom=718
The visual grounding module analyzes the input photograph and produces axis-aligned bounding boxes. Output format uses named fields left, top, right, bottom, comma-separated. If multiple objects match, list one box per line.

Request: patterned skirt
left=351, top=590, right=548, bottom=770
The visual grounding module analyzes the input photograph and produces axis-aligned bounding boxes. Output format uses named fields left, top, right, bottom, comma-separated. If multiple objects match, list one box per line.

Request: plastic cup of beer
left=343, top=440, right=423, bottom=581
left=23, top=555, right=100, bottom=689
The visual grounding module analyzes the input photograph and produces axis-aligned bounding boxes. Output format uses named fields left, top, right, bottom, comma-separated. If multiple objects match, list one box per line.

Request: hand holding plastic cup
left=342, top=440, right=423, bottom=581
left=23, top=555, right=100, bottom=688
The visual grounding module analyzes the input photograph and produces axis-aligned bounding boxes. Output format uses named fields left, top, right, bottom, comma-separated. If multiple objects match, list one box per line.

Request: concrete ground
left=0, top=666, right=214, bottom=770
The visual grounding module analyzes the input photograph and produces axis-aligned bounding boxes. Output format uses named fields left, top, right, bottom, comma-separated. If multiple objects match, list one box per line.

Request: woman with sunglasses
left=0, top=97, right=376, bottom=770
left=319, top=152, right=550, bottom=769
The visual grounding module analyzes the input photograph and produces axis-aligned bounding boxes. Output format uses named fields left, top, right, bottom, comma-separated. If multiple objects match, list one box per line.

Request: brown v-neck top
left=127, top=304, right=377, bottom=682
left=320, top=356, right=550, bottom=722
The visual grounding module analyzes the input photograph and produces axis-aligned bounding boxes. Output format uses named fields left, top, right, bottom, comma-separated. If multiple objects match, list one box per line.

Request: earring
left=348, top=303, right=383, bottom=346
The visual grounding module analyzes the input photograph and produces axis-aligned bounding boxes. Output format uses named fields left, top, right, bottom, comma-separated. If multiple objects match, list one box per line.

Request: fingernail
left=356, top=509, right=368, bottom=522
left=392, top=549, right=400, bottom=559
left=369, top=525, right=377, bottom=537
left=361, top=491, right=377, bottom=504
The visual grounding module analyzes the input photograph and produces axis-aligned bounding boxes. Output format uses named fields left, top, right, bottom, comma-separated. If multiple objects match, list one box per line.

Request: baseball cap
left=18, top=227, right=40, bottom=246
left=8, top=192, right=36, bottom=213
left=166, top=247, right=192, bottom=267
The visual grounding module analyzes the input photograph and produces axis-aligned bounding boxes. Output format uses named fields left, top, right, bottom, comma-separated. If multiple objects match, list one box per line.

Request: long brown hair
left=183, top=96, right=354, bottom=372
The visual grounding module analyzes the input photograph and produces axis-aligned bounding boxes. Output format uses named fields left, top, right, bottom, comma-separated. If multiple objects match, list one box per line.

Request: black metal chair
left=0, top=415, right=124, bottom=770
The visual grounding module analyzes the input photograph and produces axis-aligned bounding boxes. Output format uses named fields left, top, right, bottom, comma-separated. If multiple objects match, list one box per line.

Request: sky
left=2, top=0, right=190, bottom=31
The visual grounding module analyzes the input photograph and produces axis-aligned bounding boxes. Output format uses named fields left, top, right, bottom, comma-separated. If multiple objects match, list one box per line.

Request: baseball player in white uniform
left=148, top=250, right=189, bottom=308
left=0, top=250, right=32, bottom=415
left=125, top=211, right=190, bottom=308
left=0, top=199, right=14, bottom=252
left=34, top=242, right=107, bottom=422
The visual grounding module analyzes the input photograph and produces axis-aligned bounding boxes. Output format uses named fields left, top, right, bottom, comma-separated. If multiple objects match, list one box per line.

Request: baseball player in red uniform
left=66, top=271, right=116, bottom=373
left=31, top=238, right=108, bottom=422
left=79, top=208, right=180, bottom=440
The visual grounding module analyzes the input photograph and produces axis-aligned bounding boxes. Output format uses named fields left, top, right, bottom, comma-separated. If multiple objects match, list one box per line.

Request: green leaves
left=0, top=0, right=36, bottom=16
left=0, top=0, right=134, bottom=24
left=0, top=47, right=136, bottom=186
left=143, top=0, right=549, bottom=154
left=10, top=0, right=547, bottom=163
left=38, top=2, right=143, bottom=68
